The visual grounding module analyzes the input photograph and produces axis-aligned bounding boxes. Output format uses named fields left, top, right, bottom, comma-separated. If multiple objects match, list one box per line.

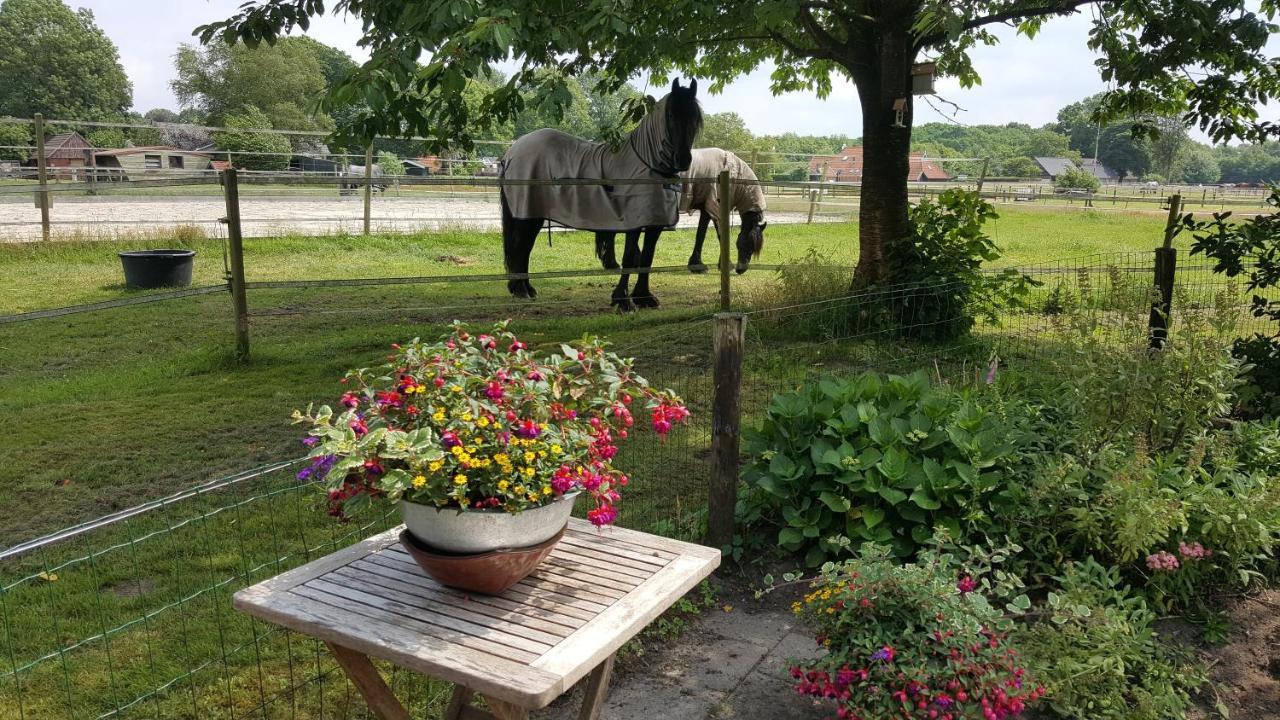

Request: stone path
left=539, top=602, right=824, bottom=720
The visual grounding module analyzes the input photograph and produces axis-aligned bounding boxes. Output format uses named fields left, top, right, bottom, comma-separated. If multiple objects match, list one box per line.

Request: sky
left=70, top=1, right=1274, bottom=140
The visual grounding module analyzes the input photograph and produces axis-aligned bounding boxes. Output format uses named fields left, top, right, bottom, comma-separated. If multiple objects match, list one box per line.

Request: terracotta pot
left=399, top=526, right=564, bottom=595
left=399, top=492, right=579, bottom=554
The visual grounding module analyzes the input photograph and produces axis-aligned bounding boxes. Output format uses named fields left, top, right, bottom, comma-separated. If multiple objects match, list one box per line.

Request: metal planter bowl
left=399, top=492, right=580, bottom=554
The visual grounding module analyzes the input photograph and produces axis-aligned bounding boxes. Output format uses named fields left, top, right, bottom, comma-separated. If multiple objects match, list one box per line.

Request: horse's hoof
left=632, top=293, right=660, bottom=309
left=601, top=258, right=620, bottom=271
left=688, top=263, right=708, bottom=274
left=612, top=297, right=636, bottom=313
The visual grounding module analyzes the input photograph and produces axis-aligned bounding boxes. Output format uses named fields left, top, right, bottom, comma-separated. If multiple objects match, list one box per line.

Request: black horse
left=595, top=147, right=767, bottom=310
left=499, top=80, right=703, bottom=305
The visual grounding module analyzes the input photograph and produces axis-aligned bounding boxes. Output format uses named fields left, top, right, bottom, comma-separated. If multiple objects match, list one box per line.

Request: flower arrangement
left=293, top=321, right=689, bottom=527
left=787, top=544, right=1042, bottom=720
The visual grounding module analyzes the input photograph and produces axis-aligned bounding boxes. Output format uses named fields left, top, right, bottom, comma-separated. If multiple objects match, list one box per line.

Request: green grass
left=0, top=204, right=1237, bottom=720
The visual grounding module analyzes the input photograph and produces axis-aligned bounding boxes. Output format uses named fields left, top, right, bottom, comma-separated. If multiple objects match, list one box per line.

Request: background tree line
left=2, top=0, right=1278, bottom=183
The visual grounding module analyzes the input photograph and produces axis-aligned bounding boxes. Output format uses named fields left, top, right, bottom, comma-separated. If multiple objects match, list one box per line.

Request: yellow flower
left=412, top=475, right=426, bottom=488
left=456, top=452, right=472, bottom=464
left=538, top=423, right=548, bottom=431
left=542, top=485, right=553, bottom=496
left=453, top=474, right=467, bottom=485
left=497, top=480, right=510, bottom=491
left=450, top=385, right=463, bottom=393
left=462, top=413, right=473, bottom=422
left=476, top=416, right=490, bottom=428
left=523, top=451, right=536, bottom=463
left=494, top=453, right=510, bottom=465
left=428, top=460, right=443, bottom=472
left=450, top=446, right=463, bottom=456
left=432, top=410, right=445, bottom=422
left=550, top=444, right=563, bottom=454
left=522, top=466, right=536, bottom=478
left=514, top=485, right=525, bottom=495
left=537, top=451, right=546, bottom=459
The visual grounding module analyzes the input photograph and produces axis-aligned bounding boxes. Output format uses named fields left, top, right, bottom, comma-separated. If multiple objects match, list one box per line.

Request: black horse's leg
left=506, top=218, right=541, bottom=298
left=612, top=230, right=639, bottom=312
left=632, top=227, right=663, bottom=309
left=596, top=231, right=620, bottom=270
left=687, top=211, right=713, bottom=273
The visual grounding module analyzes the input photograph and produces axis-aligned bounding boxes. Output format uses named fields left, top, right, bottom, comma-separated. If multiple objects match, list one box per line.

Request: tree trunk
left=850, top=22, right=917, bottom=288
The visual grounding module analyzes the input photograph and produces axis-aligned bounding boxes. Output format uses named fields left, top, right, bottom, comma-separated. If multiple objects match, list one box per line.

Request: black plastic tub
left=118, top=249, right=196, bottom=289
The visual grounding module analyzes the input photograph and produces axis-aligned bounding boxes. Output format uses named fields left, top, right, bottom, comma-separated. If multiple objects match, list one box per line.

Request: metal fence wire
left=1, top=168, right=1275, bottom=718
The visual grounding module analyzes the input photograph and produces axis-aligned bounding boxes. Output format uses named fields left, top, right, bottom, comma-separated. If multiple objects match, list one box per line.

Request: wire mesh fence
left=2, top=162, right=1277, bottom=719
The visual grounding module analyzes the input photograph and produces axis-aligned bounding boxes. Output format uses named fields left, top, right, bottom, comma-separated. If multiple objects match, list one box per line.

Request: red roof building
left=808, top=146, right=951, bottom=182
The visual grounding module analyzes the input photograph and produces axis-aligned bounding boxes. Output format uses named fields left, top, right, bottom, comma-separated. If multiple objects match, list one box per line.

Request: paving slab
left=537, top=603, right=824, bottom=720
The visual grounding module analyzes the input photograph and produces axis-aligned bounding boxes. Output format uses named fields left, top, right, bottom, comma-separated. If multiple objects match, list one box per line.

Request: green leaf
left=778, top=527, right=804, bottom=547
left=877, top=486, right=908, bottom=505
left=861, top=505, right=886, bottom=529
left=769, top=453, right=798, bottom=479
left=876, top=447, right=908, bottom=481
left=818, top=491, right=851, bottom=513
left=910, top=488, right=942, bottom=510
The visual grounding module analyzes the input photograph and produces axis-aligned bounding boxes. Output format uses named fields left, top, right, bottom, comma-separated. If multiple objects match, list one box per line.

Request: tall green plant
left=739, top=371, right=1020, bottom=565
left=868, top=190, right=1035, bottom=341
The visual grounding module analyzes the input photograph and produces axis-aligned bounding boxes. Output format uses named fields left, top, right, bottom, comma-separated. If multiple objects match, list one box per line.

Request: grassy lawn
left=0, top=204, right=1237, bottom=720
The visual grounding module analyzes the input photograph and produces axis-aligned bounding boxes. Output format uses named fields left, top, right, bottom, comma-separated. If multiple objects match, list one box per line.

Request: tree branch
left=916, top=0, right=1110, bottom=48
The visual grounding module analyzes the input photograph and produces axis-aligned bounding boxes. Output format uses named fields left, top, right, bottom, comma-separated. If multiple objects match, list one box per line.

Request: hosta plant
left=293, top=321, right=689, bottom=526
left=740, top=371, right=1020, bottom=564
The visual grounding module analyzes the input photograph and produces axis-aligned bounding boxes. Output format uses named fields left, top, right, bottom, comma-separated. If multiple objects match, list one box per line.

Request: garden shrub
left=746, top=249, right=857, bottom=341
left=785, top=542, right=1043, bottom=720
left=739, top=371, right=1021, bottom=565
left=1016, top=559, right=1205, bottom=720
left=1053, top=167, right=1101, bottom=193
left=868, top=189, right=1036, bottom=342
left=1188, top=188, right=1280, bottom=419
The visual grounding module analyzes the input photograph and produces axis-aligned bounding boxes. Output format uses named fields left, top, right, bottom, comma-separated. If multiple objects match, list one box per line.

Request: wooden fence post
left=806, top=188, right=818, bottom=224
left=1149, top=193, right=1182, bottom=349
left=717, top=170, right=732, bottom=312
left=34, top=114, right=50, bottom=241
left=222, top=168, right=250, bottom=359
left=707, top=312, right=746, bottom=549
left=363, top=144, right=374, bottom=235
left=975, top=157, right=990, bottom=194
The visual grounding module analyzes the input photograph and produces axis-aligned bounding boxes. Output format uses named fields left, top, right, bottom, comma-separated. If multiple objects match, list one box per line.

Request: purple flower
left=870, top=646, right=896, bottom=663
left=302, top=437, right=318, bottom=447
left=297, top=454, right=336, bottom=483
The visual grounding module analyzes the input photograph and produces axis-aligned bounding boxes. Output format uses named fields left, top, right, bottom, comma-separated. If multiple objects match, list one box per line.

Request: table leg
left=480, top=695, right=530, bottom=720
left=577, top=653, right=617, bottom=720
left=325, top=642, right=411, bottom=720
left=445, top=685, right=476, bottom=720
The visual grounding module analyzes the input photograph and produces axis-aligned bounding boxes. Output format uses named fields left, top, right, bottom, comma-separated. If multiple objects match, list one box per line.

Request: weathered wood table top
left=234, top=518, right=721, bottom=715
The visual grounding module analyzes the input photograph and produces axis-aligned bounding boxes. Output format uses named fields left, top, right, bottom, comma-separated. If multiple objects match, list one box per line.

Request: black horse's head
left=665, top=79, right=703, bottom=173
left=735, top=210, right=766, bottom=274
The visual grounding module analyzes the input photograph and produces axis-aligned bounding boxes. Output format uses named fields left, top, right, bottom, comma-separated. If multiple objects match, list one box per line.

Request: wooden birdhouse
left=911, top=62, right=937, bottom=95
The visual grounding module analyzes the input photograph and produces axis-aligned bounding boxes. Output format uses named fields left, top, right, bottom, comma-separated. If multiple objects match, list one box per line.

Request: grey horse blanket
left=680, top=148, right=766, bottom=219
left=500, top=98, right=681, bottom=232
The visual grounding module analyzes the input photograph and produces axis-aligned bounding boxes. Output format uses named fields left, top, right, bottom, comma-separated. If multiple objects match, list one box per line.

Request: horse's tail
left=500, top=184, right=516, bottom=274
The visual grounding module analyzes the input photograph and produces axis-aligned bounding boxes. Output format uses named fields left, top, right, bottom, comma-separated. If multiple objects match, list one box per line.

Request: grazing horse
left=499, top=79, right=703, bottom=304
left=595, top=148, right=767, bottom=305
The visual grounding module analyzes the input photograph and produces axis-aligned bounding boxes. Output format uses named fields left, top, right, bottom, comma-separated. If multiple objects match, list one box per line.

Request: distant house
left=403, top=156, right=444, bottom=176
left=1079, top=158, right=1117, bottom=183
left=1032, top=156, right=1079, bottom=180
left=26, top=131, right=94, bottom=178
left=291, top=154, right=342, bottom=174
left=94, top=147, right=214, bottom=179
left=808, top=146, right=950, bottom=182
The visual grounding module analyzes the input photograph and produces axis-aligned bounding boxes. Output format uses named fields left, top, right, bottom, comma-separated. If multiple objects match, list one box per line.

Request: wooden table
left=234, top=518, right=721, bottom=720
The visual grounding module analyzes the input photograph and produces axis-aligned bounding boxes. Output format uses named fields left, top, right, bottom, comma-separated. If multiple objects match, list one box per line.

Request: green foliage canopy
left=0, top=0, right=132, bottom=119
left=214, top=106, right=292, bottom=170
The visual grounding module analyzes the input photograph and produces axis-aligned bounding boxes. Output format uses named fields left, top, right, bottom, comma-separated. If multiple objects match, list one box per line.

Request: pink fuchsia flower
left=1146, top=550, right=1180, bottom=571
left=485, top=381, right=504, bottom=401
left=349, top=418, right=368, bottom=436
left=957, top=575, right=978, bottom=594
left=441, top=431, right=461, bottom=448
left=509, top=340, right=526, bottom=352
left=528, top=370, right=544, bottom=382
left=341, top=392, right=360, bottom=408
left=586, top=505, right=618, bottom=527
left=514, top=419, right=541, bottom=439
